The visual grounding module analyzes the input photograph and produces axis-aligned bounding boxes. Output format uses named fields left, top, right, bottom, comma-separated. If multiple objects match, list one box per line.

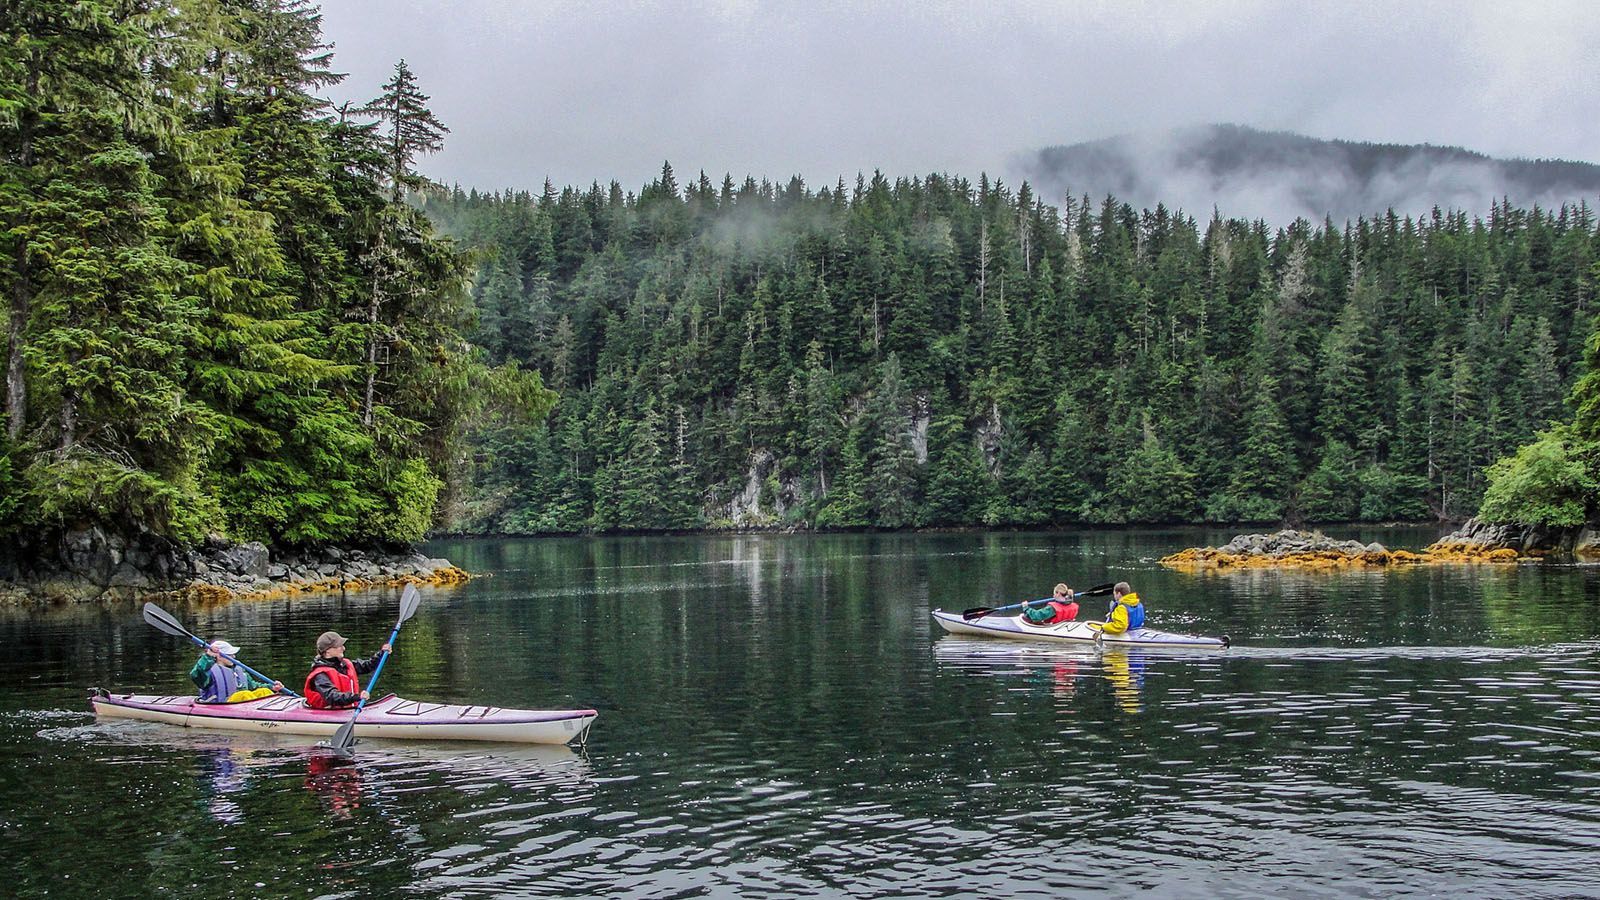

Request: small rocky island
left=0, top=527, right=469, bottom=604
left=1159, top=521, right=1562, bottom=571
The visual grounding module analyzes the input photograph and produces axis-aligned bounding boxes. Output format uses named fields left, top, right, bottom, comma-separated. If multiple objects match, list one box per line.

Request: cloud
left=316, top=0, right=1600, bottom=196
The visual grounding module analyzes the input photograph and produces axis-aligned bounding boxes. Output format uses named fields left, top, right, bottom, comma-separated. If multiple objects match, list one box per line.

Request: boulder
left=214, top=541, right=270, bottom=578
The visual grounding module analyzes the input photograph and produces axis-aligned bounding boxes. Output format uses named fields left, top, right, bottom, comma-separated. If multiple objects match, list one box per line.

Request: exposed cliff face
left=0, top=527, right=467, bottom=604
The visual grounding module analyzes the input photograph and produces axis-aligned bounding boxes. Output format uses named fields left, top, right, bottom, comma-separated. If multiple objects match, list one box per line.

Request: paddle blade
left=141, top=602, right=194, bottom=639
left=328, top=718, right=357, bottom=753
left=1076, top=582, right=1117, bottom=597
left=962, top=607, right=996, bottom=621
left=396, top=583, right=421, bottom=625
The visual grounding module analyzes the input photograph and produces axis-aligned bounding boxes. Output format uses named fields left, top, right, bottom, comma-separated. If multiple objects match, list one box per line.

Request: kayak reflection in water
left=1021, top=584, right=1080, bottom=625
left=189, top=639, right=283, bottom=703
left=305, top=752, right=364, bottom=820
left=1101, top=651, right=1146, bottom=714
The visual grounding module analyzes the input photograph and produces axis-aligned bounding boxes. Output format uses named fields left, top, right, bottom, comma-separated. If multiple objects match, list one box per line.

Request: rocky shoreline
left=1159, top=525, right=1537, bottom=571
left=0, top=527, right=470, bottom=604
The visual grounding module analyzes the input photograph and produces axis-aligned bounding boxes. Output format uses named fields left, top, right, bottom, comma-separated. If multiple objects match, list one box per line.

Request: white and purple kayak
left=91, top=690, right=597, bottom=745
left=932, top=609, right=1230, bottom=649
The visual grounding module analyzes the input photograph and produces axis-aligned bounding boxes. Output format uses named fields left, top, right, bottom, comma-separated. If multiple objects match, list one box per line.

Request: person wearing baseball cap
left=303, top=631, right=393, bottom=709
left=189, top=638, right=283, bottom=703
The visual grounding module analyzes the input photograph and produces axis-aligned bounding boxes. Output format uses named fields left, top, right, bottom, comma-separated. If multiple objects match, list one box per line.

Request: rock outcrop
left=1160, top=528, right=1523, bottom=571
left=0, top=527, right=470, bottom=604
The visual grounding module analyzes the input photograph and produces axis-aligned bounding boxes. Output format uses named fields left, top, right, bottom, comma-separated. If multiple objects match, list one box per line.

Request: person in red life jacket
left=1021, top=583, right=1079, bottom=625
left=304, top=631, right=392, bottom=709
left=189, top=639, right=282, bottom=703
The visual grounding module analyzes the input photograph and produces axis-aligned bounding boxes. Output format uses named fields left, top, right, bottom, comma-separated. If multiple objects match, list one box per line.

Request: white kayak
left=931, top=609, right=1230, bottom=648
left=91, top=690, right=597, bottom=745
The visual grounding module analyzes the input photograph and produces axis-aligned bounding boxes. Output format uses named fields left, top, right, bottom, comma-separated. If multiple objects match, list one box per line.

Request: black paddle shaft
left=961, top=582, right=1117, bottom=621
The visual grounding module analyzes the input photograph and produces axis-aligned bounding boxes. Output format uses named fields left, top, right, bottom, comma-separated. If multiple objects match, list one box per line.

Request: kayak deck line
left=89, top=689, right=598, bottom=746
left=932, top=609, right=1230, bottom=649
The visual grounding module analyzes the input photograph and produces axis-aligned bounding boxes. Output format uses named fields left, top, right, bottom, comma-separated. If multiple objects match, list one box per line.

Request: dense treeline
left=0, top=1, right=546, bottom=547
left=429, top=166, right=1598, bottom=532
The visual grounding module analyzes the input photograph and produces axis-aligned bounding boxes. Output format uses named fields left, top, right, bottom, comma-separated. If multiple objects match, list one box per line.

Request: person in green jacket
left=189, top=639, right=282, bottom=703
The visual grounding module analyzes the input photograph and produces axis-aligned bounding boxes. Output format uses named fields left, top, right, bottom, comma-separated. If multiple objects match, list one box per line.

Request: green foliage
left=428, top=174, right=1600, bottom=531
left=1478, top=431, right=1594, bottom=527
left=365, top=457, right=444, bottom=543
left=7, top=2, right=1597, bottom=540
left=0, top=1, right=540, bottom=549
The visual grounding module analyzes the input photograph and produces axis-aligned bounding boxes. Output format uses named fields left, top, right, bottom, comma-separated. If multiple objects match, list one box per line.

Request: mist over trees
left=429, top=168, right=1599, bottom=532
left=1020, top=125, right=1600, bottom=225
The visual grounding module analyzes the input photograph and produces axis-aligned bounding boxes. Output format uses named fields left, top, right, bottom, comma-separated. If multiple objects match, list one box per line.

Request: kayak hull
left=932, top=609, right=1229, bottom=648
left=91, top=692, right=596, bottom=745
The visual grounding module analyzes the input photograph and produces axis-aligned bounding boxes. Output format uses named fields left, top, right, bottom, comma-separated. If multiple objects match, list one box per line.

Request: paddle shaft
left=963, top=582, right=1116, bottom=621
left=143, top=602, right=299, bottom=697
left=349, top=618, right=406, bottom=718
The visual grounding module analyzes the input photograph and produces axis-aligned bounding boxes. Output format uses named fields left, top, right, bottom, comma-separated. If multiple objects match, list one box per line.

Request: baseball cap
left=209, top=639, right=240, bottom=656
left=316, top=631, right=348, bottom=654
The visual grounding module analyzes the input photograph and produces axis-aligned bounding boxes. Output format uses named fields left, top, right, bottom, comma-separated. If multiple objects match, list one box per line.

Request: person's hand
left=359, top=690, right=370, bottom=700
left=205, top=647, right=219, bottom=659
left=271, top=681, right=283, bottom=691
left=381, top=643, right=393, bottom=654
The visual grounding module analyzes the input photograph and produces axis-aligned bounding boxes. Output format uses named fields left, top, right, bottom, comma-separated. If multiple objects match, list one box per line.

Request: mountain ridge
left=1015, top=124, right=1600, bottom=223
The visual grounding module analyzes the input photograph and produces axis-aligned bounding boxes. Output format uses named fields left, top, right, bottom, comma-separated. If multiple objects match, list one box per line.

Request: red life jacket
left=304, top=657, right=359, bottom=709
left=1043, top=600, right=1079, bottom=624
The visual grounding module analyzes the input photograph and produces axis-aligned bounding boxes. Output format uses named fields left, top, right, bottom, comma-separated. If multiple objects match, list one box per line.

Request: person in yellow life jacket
left=1096, top=582, right=1145, bottom=635
left=304, top=631, right=392, bottom=709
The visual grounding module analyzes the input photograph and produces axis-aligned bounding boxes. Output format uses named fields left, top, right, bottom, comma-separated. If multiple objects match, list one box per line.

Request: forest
left=0, top=0, right=547, bottom=549
left=428, top=171, right=1598, bottom=533
left=5, top=0, right=1599, bottom=548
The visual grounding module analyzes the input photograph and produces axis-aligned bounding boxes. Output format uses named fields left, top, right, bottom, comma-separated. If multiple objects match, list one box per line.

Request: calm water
left=3, top=528, right=1600, bottom=898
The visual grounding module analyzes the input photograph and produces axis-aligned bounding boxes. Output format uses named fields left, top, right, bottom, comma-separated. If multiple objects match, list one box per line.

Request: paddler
left=1021, top=583, right=1079, bottom=625
left=304, top=631, right=392, bottom=709
left=189, top=639, right=283, bottom=703
left=1093, top=582, right=1146, bottom=635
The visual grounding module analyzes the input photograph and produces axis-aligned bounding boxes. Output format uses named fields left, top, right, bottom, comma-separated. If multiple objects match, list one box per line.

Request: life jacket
left=1044, top=599, right=1079, bottom=624
left=1121, top=592, right=1145, bottom=630
left=201, top=661, right=243, bottom=703
left=304, top=657, right=359, bottom=709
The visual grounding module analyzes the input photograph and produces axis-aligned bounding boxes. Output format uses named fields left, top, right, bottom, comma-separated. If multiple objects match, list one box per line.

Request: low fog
left=1016, top=125, right=1600, bottom=224
left=317, top=2, right=1600, bottom=220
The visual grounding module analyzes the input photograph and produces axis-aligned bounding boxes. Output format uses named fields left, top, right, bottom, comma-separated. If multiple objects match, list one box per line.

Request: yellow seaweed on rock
left=1159, top=543, right=1523, bottom=572
left=163, top=566, right=475, bottom=604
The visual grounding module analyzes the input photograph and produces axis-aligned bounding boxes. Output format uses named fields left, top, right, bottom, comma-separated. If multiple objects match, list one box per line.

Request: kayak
left=90, top=689, right=597, bottom=746
left=931, top=609, right=1230, bottom=648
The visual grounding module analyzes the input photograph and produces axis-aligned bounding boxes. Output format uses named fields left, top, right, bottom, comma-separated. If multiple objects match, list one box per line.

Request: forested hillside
left=428, top=170, right=1598, bottom=532
left=0, top=1, right=546, bottom=549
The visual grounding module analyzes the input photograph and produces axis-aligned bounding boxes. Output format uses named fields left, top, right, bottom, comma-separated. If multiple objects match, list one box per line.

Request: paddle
left=142, top=602, right=300, bottom=698
left=324, top=584, right=421, bottom=755
left=962, top=582, right=1116, bottom=621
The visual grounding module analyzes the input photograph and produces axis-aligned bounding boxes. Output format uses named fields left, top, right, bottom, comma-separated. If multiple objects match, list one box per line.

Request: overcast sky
left=318, top=0, right=1600, bottom=195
